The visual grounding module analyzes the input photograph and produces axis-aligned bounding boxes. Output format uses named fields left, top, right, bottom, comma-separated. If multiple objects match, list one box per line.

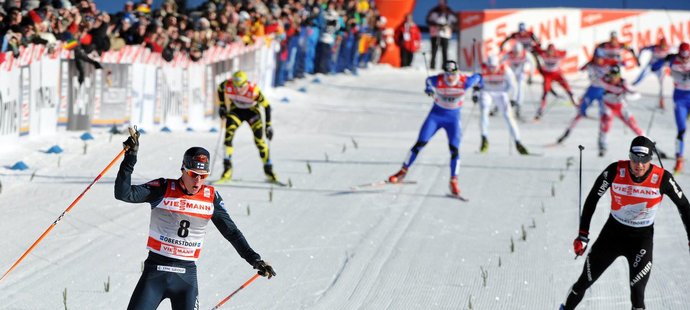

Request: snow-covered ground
left=2, top=41, right=690, bottom=310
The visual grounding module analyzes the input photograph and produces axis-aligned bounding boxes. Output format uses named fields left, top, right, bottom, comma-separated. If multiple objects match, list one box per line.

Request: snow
left=2, top=41, right=690, bottom=310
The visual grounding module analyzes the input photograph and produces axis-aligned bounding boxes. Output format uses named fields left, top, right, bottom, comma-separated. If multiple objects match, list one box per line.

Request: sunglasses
left=183, top=167, right=209, bottom=179
left=628, top=152, right=651, bottom=164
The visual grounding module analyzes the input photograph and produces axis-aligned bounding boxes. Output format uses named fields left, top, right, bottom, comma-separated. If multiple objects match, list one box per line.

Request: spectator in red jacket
left=396, top=14, right=421, bottom=67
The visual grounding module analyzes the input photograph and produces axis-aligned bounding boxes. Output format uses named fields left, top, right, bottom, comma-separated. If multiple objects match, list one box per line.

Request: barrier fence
left=0, top=37, right=277, bottom=138
left=457, top=8, right=690, bottom=72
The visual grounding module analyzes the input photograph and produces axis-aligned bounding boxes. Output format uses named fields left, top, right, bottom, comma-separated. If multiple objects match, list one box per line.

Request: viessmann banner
left=457, top=8, right=690, bottom=73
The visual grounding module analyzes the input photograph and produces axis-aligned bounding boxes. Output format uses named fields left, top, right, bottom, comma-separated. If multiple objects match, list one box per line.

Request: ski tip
left=446, top=193, right=469, bottom=201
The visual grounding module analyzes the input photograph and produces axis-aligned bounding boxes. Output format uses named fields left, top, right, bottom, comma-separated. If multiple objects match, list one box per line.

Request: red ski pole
left=211, top=274, right=260, bottom=310
left=0, top=147, right=128, bottom=283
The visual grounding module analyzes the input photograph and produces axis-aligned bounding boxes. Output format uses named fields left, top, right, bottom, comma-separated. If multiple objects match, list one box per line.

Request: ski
left=544, top=142, right=564, bottom=148
left=213, top=179, right=289, bottom=187
left=446, top=193, right=469, bottom=201
left=350, top=180, right=417, bottom=191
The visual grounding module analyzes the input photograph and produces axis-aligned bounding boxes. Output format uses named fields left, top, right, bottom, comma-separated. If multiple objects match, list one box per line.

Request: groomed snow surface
left=2, top=43, right=690, bottom=310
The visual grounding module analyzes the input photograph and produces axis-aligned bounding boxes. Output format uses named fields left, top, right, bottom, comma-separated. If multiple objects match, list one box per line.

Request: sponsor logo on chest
left=611, top=183, right=660, bottom=199
left=162, top=198, right=213, bottom=215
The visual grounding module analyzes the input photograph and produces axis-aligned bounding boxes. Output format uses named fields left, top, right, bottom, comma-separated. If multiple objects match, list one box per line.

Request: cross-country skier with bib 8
left=388, top=60, right=480, bottom=197
left=559, top=136, right=690, bottom=310
left=217, top=70, right=277, bottom=183
left=114, top=130, right=276, bottom=310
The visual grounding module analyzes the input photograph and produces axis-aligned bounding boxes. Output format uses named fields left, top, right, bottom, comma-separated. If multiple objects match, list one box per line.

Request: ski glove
left=218, top=105, right=228, bottom=118
left=265, top=122, right=274, bottom=140
left=123, top=126, right=140, bottom=156
left=471, top=86, right=480, bottom=104
left=425, top=90, right=434, bottom=97
left=573, top=230, right=590, bottom=256
left=253, top=260, right=276, bottom=279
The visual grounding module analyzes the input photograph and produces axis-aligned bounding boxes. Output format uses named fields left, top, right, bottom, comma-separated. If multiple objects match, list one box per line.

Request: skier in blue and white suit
left=633, top=38, right=671, bottom=109
left=652, top=42, right=690, bottom=174
left=388, top=60, right=480, bottom=197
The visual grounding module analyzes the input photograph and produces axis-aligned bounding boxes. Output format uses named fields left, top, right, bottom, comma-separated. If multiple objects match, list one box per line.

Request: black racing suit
left=114, top=153, right=261, bottom=310
left=564, top=162, right=690, bottom=310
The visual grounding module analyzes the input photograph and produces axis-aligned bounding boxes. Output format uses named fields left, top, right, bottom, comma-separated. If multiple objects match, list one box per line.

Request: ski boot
left=516, top=141, right=529, bottom=155
left=218, top=159, right=233, bottom=182
left=489, top=105, right=498, bottom=117
left=675, top=157, right=684, bottom=175
left=513, top=104, right=521, bottom=120
left=264, top=164, right=278, bottom=182
left=480, top=136, right=489, bottom=153
left=388, top=167, right=408, bottom=183
left=533, top=107, right=544, bottom=121
left=450, top=176, right=461, bottom=196
left=557, top=129, right=571, bottom=144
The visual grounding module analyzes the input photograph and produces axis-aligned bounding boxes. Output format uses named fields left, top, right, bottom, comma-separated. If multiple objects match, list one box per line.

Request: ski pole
left=211, top=274, right=260, bottom=310
left=575, top=145, right=584, bottom=260
left=422, top=52, right=430, bottom=77
left=462, top=38, right=479, bottom=133
left=653, top=142, right=665, bottom=169
left=0, top=147, right=129, bottom=283
left=211, top=117, right=226, bottom=177
left=578, top=145, right=584, bottom=219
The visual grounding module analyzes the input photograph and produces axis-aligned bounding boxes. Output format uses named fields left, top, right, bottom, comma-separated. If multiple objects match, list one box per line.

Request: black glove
left=218, top=105, right=227, bottom=119
left=265, top=123, right=274, bottom=140
left=573, top=230, right=590, bottom=257
left=527, top=75, right=533, bottom=85
left=253, top=260, right=276, bottom=279
left=123, top=126, right=140, bottom=155
left=425, top=90, right=434, bottom=97
left=471, top=86, right=480, bottom=104
left=510, top=100, right=517, bottom=107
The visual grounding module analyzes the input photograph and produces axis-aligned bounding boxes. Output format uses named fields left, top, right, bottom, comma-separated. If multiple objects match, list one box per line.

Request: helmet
left=629, top=136, right=654, bottom=163
left=546, top=43, right=555, bottom=52
left=512, top=43, right=524, bottom=54
left=680, top=42, right=690, bottom=58
left=443, top=60, right=459, bottom=73
left=232, top=70, right=248, bottom=87
left=487, top=55, right=499, bottom=68
left=609, top=64, right=621, bottom=76
left=518, top=22, right=526, bottom=32
left=182, top=147, right=210, bottom=173
left=610, top=30, right=618, bottom=39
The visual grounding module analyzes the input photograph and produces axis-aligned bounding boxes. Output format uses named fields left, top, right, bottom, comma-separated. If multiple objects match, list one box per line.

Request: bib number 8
left=178, top=220, right=190, bottom=238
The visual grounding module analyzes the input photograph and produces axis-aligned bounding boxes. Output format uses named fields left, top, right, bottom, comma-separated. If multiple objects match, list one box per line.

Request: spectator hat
left=239, top=11, right=250, bottom=21
left=629, top=136, right=654, bottom=163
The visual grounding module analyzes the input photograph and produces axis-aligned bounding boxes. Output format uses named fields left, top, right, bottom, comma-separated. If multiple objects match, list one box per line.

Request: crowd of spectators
left=0, top=0, right=389, bottom=86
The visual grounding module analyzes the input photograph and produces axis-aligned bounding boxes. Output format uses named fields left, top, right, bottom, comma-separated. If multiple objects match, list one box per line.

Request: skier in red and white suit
left=533, top=43, right=577, bottom=120
left=114, top=135, right=276, bottom=309
left=595, top=30, right=639, bottom=66
left=597, top=65, right=645, bottom=157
